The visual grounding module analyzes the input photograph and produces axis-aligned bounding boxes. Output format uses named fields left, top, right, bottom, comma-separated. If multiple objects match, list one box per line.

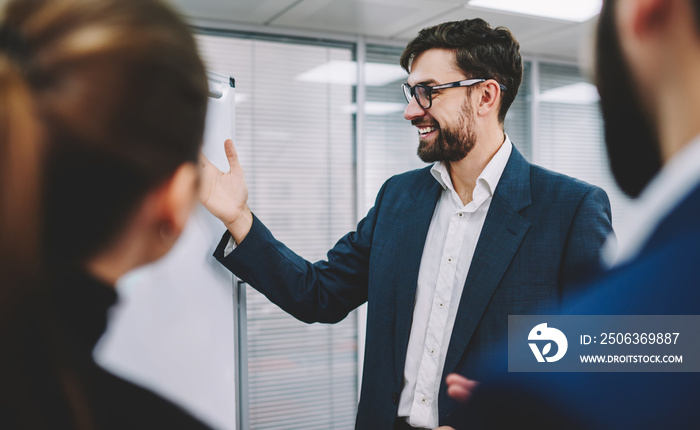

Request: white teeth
left=418, top=126, right=436, bottom=134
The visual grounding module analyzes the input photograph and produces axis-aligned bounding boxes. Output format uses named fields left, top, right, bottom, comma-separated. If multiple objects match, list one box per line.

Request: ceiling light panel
left=296, top=60, right=407, bottom=86
left=539, top=82, right=599, bottom=104
left=468, top=0, right=602, bottom=22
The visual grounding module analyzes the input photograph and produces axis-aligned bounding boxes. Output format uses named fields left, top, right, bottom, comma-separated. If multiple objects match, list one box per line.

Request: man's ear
left=620, top=0, right=672, bottom=39
left=476, top=80, right=502, bottom=119
left=153, top=162, right=199, bottom=244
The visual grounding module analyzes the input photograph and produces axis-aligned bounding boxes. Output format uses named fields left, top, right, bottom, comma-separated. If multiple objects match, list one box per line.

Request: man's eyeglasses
left=401, top=78, right=507, bottom=109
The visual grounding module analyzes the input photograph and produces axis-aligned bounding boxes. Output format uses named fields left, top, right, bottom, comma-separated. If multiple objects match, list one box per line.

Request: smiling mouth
left=417, top=126, right=437, bottom=136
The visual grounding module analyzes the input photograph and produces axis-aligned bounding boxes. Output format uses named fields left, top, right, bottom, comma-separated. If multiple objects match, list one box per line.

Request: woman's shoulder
left=87, top=364, right=212, bottom=429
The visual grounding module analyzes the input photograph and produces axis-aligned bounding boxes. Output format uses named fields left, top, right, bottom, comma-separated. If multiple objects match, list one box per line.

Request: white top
left=603, top=134, right=700, bottom=267
left=398, top=136, right=513, bottom=428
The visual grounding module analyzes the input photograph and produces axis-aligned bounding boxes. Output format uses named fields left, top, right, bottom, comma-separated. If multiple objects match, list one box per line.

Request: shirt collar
left=603, top=133, right=700, bottom=267
left=430, top=133, right=513, bottom=205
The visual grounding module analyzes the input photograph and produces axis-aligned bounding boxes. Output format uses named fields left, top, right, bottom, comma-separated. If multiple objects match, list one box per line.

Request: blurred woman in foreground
left=0, top=0, right=212, bottom=427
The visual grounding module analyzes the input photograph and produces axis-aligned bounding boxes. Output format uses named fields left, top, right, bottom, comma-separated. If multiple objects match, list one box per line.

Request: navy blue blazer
left=459, top=183, right=700, bottom=429
left=214, top=147, right=612, bottom=429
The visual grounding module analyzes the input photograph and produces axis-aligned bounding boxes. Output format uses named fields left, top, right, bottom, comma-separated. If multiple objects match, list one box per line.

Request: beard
left=595, top=0, right=662, bottom=198
left=415, top=102, right=477, bottom=163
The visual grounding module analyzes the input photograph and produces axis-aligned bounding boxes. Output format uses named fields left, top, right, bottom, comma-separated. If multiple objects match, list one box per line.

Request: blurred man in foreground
left=447, top=0, right=700, bottom=427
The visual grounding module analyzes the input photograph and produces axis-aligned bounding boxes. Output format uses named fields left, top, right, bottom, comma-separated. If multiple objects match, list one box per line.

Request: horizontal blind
left=535, top=62, right=633, bottom=241
left=363, top=44, right=425, bottom=213
left=197, top=34, right=358, bottom=430
left=504, top=61, right=532, bottom=160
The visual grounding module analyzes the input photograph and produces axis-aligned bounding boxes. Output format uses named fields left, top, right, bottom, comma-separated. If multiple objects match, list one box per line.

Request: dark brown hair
left=400, top=18, right=523, bottom=123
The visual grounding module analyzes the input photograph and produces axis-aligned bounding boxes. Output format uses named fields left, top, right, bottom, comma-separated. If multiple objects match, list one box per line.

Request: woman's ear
left=85, top=162, right=200, bottom=282
left=154, top=162, right=199, bottom=247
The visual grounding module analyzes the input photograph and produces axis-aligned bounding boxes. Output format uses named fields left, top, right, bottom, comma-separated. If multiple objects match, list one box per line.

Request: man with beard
left=200, top=19, right=612, bottom=430
left=445, top=0, right=700, bottom=428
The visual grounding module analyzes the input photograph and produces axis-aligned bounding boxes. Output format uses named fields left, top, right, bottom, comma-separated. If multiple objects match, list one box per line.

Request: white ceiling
left=169, top=0, right=598, bottom=62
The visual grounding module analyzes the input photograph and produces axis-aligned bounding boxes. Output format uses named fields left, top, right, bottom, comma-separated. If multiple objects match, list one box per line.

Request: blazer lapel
left=393, top=168, right=442, bottom=384
left=442, top=147, right=533, bottom=377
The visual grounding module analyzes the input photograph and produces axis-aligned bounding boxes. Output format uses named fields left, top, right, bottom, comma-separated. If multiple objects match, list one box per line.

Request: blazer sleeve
left=559, top=186, right=613, bottom=293
left=213, top=179, right=392, bottom=324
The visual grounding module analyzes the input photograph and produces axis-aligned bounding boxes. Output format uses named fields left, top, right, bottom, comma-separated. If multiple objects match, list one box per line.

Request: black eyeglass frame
left=401, top=78, right=507, bottom=109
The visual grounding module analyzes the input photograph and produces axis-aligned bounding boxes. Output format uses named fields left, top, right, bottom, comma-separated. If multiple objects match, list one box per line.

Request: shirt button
left=458, top=213, right=463, bottom=217
left=420, top=397, right=427, bottom=404
left=430, top=349, right=435, bottom=355
left=438, top=302, right=444, bottom=308
left=447, top=258, right=452, bottom=263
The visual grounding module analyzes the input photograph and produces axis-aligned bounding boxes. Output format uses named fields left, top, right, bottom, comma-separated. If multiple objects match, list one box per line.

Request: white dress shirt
left=398, top=136, right=513, bottom=428
left=224, top=136, right=513, bottom=428
left=602, top=134, right=700, bottom=267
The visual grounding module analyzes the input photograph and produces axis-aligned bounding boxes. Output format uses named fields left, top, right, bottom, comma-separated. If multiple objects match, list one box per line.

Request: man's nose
left=403, top=96, right=426, bottom=121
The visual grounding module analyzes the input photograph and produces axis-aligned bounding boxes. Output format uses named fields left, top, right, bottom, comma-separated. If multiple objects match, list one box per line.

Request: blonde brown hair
left=0, top=54, right=42, bottom=315
left=2, top=0, right=208, bottom=270
left=0, top=0, right=208, bottom=427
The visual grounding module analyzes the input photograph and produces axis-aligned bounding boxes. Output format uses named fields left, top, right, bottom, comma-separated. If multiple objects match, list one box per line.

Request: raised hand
left=199, top=139, right=253, bottom=243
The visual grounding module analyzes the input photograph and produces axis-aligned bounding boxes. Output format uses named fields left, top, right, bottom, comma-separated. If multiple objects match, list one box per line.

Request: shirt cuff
left=224, top=235, right=237, bottom=257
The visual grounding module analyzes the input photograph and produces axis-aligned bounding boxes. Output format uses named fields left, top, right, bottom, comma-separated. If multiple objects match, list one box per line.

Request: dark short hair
left=400, top=19, right=523, bottom=123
